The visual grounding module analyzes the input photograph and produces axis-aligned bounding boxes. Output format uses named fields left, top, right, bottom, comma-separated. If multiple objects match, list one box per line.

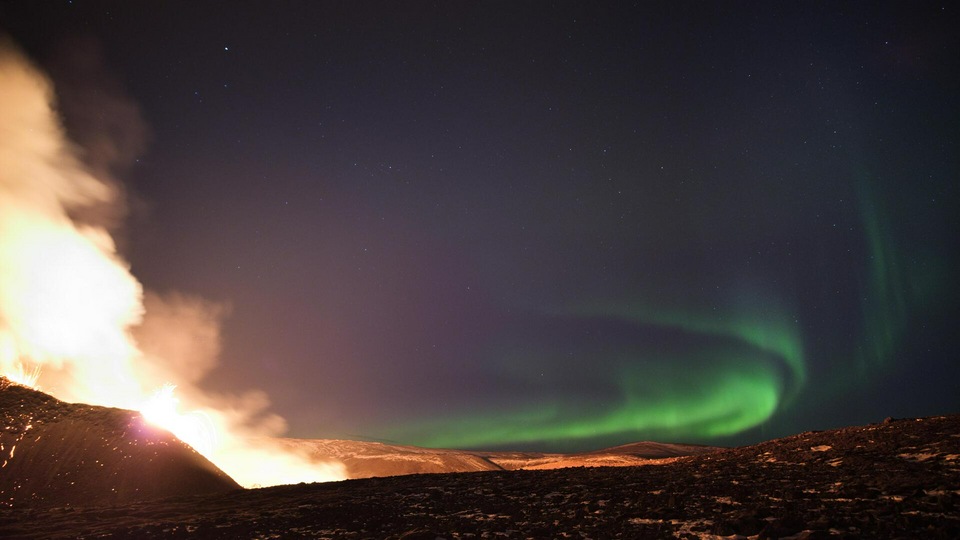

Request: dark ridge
left=0, top=377, right=240, bottom=509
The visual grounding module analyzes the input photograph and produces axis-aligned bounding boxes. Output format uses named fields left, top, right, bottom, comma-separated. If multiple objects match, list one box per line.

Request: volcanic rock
left=1, top=405, right=958, bottom=538
left=0, top=377, right=240, bottom=508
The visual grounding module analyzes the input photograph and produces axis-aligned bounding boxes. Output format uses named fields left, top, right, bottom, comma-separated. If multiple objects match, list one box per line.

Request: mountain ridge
left=275, top=436, right=723, bottom=478
left=0, top=377, right=240, bottom=508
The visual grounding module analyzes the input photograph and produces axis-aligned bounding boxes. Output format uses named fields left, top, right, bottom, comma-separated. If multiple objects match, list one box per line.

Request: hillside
left=0, top=377, right=240, bottom=508
left=1, top=411, right=957, bottom=538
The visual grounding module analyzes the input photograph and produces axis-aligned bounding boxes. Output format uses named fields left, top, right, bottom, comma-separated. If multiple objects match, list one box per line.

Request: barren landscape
left=2, top=379, right=959, bottom=539
left=1, top=2, right=958, bottom=539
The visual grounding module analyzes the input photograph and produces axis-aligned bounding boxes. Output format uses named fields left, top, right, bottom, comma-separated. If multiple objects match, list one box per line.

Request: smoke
left=45, top=36, right=150, bottom=178
left=0, top=39, right=344, bottom=486
left=0, top=37, right=141, bottom=401
left=133, top=292, right=226, bottom=388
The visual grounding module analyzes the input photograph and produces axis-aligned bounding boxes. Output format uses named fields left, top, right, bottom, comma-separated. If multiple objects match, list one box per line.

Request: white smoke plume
left=0, top=39, right=344, bottom=487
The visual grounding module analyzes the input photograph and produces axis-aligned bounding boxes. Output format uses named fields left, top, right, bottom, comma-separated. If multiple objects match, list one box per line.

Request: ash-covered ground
left=1, top=409, right=958, bottom=539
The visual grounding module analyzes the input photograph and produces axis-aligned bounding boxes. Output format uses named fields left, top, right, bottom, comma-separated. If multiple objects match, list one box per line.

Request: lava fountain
left=0, top=41, right=344, bottom=487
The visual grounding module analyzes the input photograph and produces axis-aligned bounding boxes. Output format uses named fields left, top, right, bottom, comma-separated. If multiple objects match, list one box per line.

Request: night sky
left=2, top=2, right=958, bottom=451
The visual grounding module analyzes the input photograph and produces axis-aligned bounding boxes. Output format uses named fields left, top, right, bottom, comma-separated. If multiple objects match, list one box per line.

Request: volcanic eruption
left=0, top=39, right=344, bottom=490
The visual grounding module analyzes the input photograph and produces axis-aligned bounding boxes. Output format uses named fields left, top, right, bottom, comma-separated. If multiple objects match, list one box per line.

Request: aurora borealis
left=2, top=2, right=958, bottom=452
left=388, top=190, right=912, bottom=451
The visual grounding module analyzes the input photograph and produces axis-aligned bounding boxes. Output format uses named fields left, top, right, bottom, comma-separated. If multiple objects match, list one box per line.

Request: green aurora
left=393, top=303, right=796, bottom=449
left=390, top=185, right=925, bottom=451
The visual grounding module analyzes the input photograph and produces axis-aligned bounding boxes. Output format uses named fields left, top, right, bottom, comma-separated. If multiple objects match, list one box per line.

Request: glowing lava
left=140, top=384, right=218, bottom=456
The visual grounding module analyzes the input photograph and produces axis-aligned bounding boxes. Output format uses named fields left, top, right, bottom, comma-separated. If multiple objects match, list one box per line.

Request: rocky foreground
left=1, top=414, right=958, bottom=539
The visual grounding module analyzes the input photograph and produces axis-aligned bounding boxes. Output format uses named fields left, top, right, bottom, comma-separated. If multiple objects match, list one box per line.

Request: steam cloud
left=0, top=39, right=344, bottom=487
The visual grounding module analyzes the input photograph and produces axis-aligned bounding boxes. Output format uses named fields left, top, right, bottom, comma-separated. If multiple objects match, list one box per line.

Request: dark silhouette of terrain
left=2, top=378, right=958, bottom=538
left=0, top=377, right=240, bottom=508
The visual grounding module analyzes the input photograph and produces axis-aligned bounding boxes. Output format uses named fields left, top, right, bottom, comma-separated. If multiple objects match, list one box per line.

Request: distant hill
left=277, top=436, right=722, bottom=478
left=275, top=438, right=504, bottom=478
left=0, top=377, right=240, bottom=508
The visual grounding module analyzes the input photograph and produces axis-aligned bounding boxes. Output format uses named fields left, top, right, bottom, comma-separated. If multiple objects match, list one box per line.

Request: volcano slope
left=0, top=377, right=240, bottom=508
left=1, top=413, right=958, bottom=538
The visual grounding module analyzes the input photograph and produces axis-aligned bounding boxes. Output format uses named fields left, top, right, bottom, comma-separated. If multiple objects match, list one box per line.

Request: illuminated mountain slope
left=0, top=378, right=240, bottom=508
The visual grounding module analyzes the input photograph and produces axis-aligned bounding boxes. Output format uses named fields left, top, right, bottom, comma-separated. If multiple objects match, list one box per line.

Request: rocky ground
left=1, top=414, right=957, bottom=539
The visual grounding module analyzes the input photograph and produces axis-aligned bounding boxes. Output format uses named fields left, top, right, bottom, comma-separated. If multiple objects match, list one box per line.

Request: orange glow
left=0, top=42, right=344, bottom=487
left=2, top=362, right=41, bottom=389
left=140, top=384, right=218, bottom=456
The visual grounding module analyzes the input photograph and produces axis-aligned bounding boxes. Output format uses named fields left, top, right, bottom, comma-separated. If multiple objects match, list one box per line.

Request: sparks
left=2, top=362, right=41, bottom=389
